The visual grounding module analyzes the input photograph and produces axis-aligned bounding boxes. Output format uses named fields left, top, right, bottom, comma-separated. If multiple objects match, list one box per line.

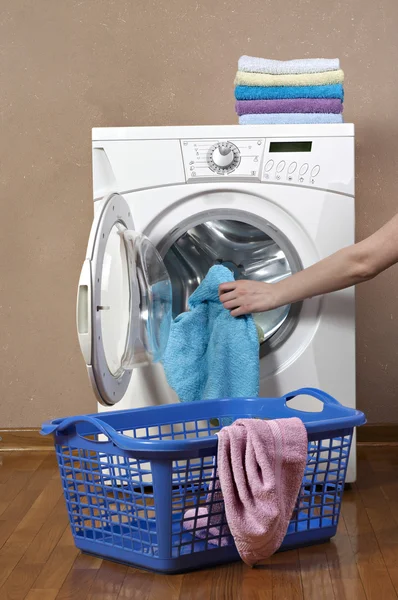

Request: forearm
left=271, top=244, right=373, bottom=308
left=271, top=214, right=398, bottom=308
left=219, top=213, right=398, bottom=317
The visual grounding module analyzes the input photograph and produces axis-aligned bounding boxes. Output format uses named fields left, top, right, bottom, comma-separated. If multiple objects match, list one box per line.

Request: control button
left=288, top=162, right=297, bottom=174
left=310, top=179, right=315, bottom=184
left=299, top=163, right=309, bottom=176
left=265, top=159, right=274, bottom=172
left=299, top=177, right=304, bottom=183
left=311, top=165, right=320, bottom=177
left=276, top=175, right=281, bottom=180
left=276, top=161, right=286, bottom=173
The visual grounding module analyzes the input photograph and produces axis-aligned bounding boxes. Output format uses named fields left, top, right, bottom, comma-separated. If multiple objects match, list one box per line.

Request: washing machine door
left=76, top=193, right=172, bottom=406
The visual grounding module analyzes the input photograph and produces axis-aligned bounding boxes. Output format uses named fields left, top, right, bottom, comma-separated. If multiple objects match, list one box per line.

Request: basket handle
left=283, top=388, right=340, bottom=407
left=41, top=415, right=133, bottom=450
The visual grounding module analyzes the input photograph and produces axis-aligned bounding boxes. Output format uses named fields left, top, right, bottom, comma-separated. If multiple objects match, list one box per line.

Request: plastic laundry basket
left=41, top=388, right=365, bottom=574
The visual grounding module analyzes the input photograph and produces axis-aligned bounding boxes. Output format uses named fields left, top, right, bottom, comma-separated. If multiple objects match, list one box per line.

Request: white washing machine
left=77, top=124, right=356, bottom=480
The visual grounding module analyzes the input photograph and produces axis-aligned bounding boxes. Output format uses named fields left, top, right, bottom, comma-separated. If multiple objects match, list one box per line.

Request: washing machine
left=77, top=124, right=356, bottom=481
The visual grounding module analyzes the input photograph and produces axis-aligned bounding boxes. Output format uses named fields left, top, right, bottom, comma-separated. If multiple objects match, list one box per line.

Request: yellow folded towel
left=234, top=69, right=344, bottom=88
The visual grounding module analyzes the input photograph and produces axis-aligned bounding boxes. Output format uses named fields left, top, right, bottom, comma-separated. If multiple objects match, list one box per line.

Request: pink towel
left=183, top=473, right=231, bottom=547
left=184, top=418, right=307, bottom=566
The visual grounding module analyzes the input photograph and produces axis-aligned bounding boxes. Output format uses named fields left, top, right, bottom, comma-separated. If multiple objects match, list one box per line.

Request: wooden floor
left=1, top=446, right=398, bottom=599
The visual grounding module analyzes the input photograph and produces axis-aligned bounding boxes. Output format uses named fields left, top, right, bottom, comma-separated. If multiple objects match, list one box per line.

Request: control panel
left=180, top=135, right=354, bottom=195
left=181, top=138, right=265, bottom=181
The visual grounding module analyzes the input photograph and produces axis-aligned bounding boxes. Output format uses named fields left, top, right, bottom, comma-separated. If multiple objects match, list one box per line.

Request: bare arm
left=219, top=213, right=398, bottom=316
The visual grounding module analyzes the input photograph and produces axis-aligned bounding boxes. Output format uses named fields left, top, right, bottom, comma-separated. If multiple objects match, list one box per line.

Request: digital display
left=269, top=141, right=312, bottom=153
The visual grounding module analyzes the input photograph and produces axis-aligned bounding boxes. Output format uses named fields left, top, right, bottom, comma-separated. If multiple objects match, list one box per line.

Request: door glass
left=163, top=219, right=291, bottom=343
left=100, top=226, right=172, bottom=377
left=135, top=235, right=173, bottom=362
left=100, top=224, right=130, bottom=377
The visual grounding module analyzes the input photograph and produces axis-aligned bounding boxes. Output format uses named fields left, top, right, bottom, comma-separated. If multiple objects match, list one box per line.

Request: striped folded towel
left=238, top=56, right=340, bottom=75
left=234, top=70, right=344, bottom=88
left=235, top=84, right=344, bottom=101
left=239, top=113, right=344, bottom=125
left=235, top=99, right=343, bottom=116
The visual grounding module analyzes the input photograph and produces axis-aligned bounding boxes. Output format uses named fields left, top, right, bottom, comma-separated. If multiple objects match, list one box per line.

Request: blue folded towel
left=162, top=265, right=259, bottom=403
left=239, top=113, right=344, bottom=125
left=235, top=84, right=344, bottom=101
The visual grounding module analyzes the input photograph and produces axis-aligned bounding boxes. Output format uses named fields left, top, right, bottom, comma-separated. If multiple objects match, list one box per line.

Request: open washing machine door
left=76, top=193, right=172, bottom=406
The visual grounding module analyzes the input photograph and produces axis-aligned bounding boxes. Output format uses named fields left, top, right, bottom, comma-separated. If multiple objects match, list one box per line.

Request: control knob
left=212, top=145, right=234, bottom=168
left=207, top=141, right=240, bottom=174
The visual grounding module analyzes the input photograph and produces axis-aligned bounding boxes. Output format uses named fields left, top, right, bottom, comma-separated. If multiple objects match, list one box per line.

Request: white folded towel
left=238, top=56, right=340, bottom=75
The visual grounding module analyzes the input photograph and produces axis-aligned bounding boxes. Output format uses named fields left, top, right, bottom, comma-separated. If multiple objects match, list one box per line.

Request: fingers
left=230, top=306, right=250, bottom=317
left=218, top=282, right=237, bottom=294
left=218, top=280, right=252, bottom=317
left=222, top=299, right=241, bottom=310
left=218, top=290, right=237, bottom=303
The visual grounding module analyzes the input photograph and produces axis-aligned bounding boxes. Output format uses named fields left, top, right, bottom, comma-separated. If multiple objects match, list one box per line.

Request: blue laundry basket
left=41, top=388, right=365, bottom=574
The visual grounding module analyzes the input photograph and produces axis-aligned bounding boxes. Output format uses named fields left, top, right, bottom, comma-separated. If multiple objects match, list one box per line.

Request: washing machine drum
left=163, top=219, right=292, bottom=343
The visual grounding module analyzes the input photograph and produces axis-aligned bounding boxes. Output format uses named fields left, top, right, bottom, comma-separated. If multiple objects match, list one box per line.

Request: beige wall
left=1, top=0, right=398, bottom=427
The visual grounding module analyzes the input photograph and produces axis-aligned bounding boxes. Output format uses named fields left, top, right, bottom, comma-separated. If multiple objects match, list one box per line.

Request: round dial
left=207, top=141, right=240, bottom=174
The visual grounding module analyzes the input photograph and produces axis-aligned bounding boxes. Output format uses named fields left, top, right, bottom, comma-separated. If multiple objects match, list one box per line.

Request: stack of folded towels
left=235, top=56, right=344, bottom=125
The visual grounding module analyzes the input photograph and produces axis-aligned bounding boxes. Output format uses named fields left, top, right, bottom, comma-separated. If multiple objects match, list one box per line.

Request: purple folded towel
left=235, top=98, right=343, bottom=116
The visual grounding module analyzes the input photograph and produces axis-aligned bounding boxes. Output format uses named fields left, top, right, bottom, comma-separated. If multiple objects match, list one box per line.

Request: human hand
left=218, top=280, right=277, bottom=316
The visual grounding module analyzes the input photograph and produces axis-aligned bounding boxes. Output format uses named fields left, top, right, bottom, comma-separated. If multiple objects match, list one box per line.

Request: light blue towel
left=235, top=84, right=344, bottom=101
left=238, top=56, right=340, bottom=75
left=239, top=113, right=344, bottom=125
left=162, top=265, right=259, bottom=403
